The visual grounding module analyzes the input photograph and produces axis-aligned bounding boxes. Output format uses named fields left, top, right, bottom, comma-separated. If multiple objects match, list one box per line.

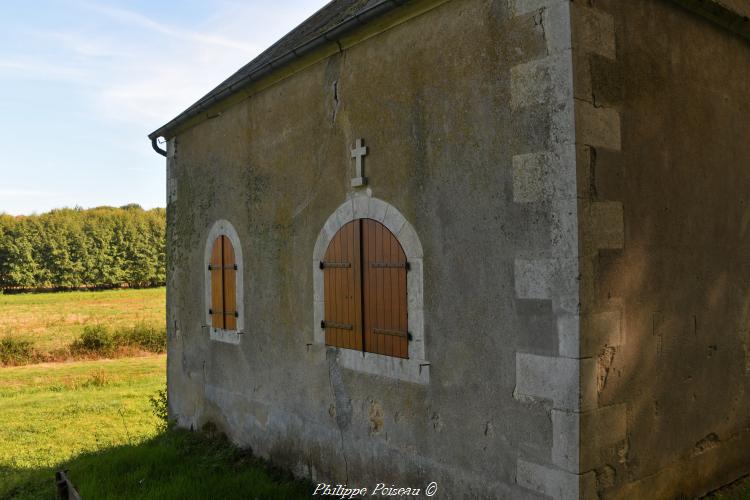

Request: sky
left=0, top=0, right=328, bottom=215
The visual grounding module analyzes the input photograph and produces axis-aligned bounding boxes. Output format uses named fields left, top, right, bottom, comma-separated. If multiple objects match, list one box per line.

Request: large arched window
left=204, top=220, right=244, bottom=344
left=321, top=219, right=409, bottom=358
left=313, top=196, right=427, bottom=384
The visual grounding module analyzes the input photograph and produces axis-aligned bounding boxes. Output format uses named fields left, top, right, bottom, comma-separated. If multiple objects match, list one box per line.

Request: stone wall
left=576, top=0, right=750, bottom=498
left=165, top=0, right=580, bottom=498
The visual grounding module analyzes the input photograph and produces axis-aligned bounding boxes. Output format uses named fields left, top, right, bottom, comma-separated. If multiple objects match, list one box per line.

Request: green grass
left=0, top=356, right=165, bottom=472
left=0, top=288, right=165, bottom=352
left=0, top=355, right=313, bottom=499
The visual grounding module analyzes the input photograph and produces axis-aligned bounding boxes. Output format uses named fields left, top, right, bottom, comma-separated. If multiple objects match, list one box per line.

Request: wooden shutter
left=322, top=219, right=409, bottom=359
left=222, top=238, right=237, bottom=331
left=209, top=235, right=238, bottom=331
left=210, top=237, right=224, bottom=329
left=322, top=220, right=363, bottom=350
left=362, top=219, right=408, bottom=359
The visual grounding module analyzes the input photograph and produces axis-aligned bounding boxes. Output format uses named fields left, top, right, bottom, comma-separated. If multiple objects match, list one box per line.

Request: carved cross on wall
left=351, top=138, right=368, bottom=187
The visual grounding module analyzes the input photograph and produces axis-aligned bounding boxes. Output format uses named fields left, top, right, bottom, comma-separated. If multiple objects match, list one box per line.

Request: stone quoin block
left=513, top=152, right=552, bottom=203
left=517, top=459, right=594, bottom=500
left=576, top=101, right=622, bottom=150
left=571, top=3, right=616, bottom=59
left=514, top=258, right=557, bottom=300
left=515, top=353, right=581, bottom=410
left=589, top=201, right=624, bottom=250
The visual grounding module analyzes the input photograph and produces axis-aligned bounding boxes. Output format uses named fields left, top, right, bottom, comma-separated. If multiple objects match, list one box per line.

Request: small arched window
left=209, top=235, right=238, bottom=331
left=321, top=218, right=409, bottom=359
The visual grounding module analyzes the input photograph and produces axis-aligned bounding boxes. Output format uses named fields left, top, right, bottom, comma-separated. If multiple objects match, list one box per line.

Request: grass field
left=0, top=288, right=165, bottom=352
left=0, top=355, right=313, bottom=499
left=0, top=290, right=313, bottom=498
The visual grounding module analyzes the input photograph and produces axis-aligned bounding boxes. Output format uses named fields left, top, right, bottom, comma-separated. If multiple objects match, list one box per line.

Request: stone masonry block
left=514, top=258, right=556, bottom=299
left=511, top=53, right=573, bottom=110
left=515, top=353, right=580, bottom=410
left=352, top=195, right=369, bottom=219
left=571, top=3, right=616, bottom=59
left=576, top=100, right=621, bottom=150
left=552, top=409, right=580, bottom=472
left=580, top=404, right=628, bottom=471
left=544, top=2, right=573, bottom=55
left=508, top=0, right=567, bottom=17
left=558, top=314, right=580, bottom=358
left=590, top=201, right=624, bottom=250
left=513, top=152, right=552, bottom=203
left=517, top=459, right=586, bottom=500
left=581, top=309, right=622, bottom=358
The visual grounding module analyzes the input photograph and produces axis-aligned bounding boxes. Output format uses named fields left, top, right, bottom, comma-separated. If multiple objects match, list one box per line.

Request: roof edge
left=148, top=0, right=409, bottom=141
left=670, top=0, right=750, bottom=42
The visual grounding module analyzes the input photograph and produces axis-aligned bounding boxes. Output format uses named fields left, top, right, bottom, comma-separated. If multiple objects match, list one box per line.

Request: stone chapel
left=149, top=0, right=750, bottom=498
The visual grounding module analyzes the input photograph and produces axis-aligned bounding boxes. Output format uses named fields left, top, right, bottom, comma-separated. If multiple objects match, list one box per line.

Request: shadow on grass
left=0, top=429, right=314, bottom=500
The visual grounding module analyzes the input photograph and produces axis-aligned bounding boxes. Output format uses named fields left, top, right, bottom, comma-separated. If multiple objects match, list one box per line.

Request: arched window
left=204, top=220, right=244, bottom=343
left=321, top=219, right=409, bottom=359
left=313, top=196, right=427, bottom=384
left=209, top=235, right=237, bottom=331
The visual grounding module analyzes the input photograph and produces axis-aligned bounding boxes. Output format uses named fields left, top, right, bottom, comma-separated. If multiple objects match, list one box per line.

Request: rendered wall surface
left=575, top=0, right=750, bottom=498
left=165, top=0, right=580, bottom=498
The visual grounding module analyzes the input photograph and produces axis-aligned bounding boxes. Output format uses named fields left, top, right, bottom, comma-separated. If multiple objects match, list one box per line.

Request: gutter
left=148, top=0, right=409, bottom=153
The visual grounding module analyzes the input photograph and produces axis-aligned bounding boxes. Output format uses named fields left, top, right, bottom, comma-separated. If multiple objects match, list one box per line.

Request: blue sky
left=0, top=0, right=328, bottom=215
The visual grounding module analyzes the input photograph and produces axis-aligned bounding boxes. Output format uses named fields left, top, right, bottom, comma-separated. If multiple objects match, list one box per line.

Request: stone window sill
left=336, top=348, right=430, bottom=384
left=209, top=328, right=242, bottom=345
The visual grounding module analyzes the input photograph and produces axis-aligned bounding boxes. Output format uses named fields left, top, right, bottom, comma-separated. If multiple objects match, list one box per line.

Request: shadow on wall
left=591, top=200, right=750, bottom=496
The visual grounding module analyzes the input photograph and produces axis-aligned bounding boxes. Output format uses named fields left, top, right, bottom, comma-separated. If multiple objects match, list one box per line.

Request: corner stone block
left=552, top=409, right=580, bottom=472
left=580, top=404, right=628, bottom=470
left=581, top=309, right=622, bottom=357
left=543, top=2, right=573, bottom=55
left=557, top=314, right=580, bottom=358
left=511, top=59, right=552, bottom=110
left=513, top=152, right=551, bottom=203
left=571, top=3, right=616, bottom=59
left=515, top=353, right=580, bottom=411
left=589, top=202, right=624, bottom=250
left=514, top=258, right=556, bottom=300
left=576, top=101, right=621, bottom=150
left=508, top=0, right=568, bottom=17
left=517, top=459, right=584, bottom=500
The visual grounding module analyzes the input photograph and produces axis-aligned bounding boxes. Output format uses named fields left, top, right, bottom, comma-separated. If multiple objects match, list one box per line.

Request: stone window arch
left=205, top=220, right=244, bottom=344
left=313, top=196, right=428, bottom=384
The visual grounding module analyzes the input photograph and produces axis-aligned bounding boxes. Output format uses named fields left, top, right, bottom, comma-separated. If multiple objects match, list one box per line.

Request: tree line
left=0, top=205, right=165, bottom=291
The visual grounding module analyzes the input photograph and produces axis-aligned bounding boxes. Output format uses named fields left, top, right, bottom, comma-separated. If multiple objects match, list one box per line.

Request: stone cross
left=351, top=138, right=368, bottom=187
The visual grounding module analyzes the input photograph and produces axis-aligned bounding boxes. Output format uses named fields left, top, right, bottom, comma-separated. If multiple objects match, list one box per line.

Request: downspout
left=151, top=136, right=167, bottom=157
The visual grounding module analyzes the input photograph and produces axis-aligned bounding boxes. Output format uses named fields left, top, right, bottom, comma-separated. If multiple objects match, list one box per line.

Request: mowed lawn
left=0, top=355, right=312, bottom=499
left=0, top=290, right=312, bottom=499
left=0, top=288, right=165, bottom=352
left=0, top=356, right=165, bottom=496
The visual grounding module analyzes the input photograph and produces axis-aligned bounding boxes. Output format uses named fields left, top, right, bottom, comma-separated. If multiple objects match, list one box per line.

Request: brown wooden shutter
left=210, top=237, right=224, bottom=329
left=322, top=220, right=363, bottom=350
left=222, top=237, right=237, bottom=331
left=362, top=219, right=408, bottom=359
left=209, top=235, right=238, bottom=331
left=322, top=219, right=409, bottom=359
